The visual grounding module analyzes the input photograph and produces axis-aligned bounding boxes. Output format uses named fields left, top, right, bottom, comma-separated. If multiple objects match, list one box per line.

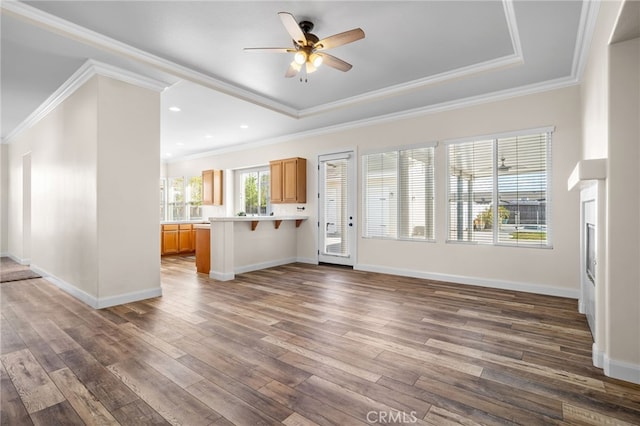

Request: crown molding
left=169, top=74, right=580, bottom=163
left=2, top=59, right=167, bottom=144
left=573, top=0, right=601, bottom=81
left=298, top=53, right=524, bottom=118
left=0, top=0, right=298, bottom=118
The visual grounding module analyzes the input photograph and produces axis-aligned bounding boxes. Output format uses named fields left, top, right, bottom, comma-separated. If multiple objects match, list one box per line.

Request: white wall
left=606, top=35, right=640, bottom=381
left=168, top=86, right=582, bottom=297
left=19, top=77, right=99, bottom=295
left=578, top=0, right=640, bottom=384
left=0, top=144, right=8, bottom=255
left=580, top=1, right=620, bottom=160
left=6, top=73, right=162, bottom=308
left=96, top=76, right=161, bottom=300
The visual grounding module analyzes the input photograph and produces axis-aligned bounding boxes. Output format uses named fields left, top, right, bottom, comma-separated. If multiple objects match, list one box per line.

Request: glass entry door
left=318, top=152, right=355, bottom=266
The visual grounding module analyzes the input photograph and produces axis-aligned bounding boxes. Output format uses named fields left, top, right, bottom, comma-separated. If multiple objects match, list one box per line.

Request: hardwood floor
left=2, top=255, right=640, bottom=425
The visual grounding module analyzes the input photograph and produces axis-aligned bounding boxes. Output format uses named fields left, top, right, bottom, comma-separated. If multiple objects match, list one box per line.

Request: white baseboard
left=578, top=299, right=585, bottom=314
left=592, top=343, right=604, bottom=368
left=209, top=257, right=315, bottom=281
left=604, top=354, right=640, bottom=385
left=354, top=263, right=580, bottom=299
left=96, top=287, right=162, bottom=309
left=209, top=271, right=235, bottom=281
left=235, top=257, right=298, bottom=275
left=6, top=254, right=29, bottom=265
left=30, top=264, right=162, bottom=309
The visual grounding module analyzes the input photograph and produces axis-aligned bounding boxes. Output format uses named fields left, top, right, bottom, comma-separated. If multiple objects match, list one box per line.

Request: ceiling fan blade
left=243, top=48, right=296, bottom=53
left=317, top=52, right=353, bottom=72
left=285, top=62, right=301, bottom=78
left=278, top=12, right=307, bottom=46
left=315, top=28, right=365, bottom=50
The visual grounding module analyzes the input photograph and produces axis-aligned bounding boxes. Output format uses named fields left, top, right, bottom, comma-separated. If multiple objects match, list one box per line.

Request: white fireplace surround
left=568, top=159, right=612, bottom=376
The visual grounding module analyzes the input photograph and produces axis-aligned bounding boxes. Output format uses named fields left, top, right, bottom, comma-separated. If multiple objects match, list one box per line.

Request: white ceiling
left=1, top=1, right=594, bottom=160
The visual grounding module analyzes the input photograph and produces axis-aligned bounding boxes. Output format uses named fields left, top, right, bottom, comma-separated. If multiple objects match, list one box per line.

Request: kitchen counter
left=209, top=215, right=308, bottom=231
left=161, top=220, right=209, bottom=225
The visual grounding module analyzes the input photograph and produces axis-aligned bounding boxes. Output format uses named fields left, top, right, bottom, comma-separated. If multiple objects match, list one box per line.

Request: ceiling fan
left=244, top=12, right=365, bottom=79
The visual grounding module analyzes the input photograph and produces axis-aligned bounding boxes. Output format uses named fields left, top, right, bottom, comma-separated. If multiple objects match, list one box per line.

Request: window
left=237, top=166, right=270, bottom=215
left=363, top=146, right=435, bottom=240
left=161, top=175, right=203, bottom=221
left=185, top=176, right=203, bottom=220
left=447, top=130, right=551, bottom=247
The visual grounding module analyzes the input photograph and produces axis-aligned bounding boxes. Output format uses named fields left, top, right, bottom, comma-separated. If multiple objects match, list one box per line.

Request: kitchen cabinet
left=195, top=226, right=210, bottom=274
left=161, top=224, right=179, bottom=254
left=270, top=157, right=306, bottom=203
left=161, top=224, right=195, bottom=255
left=203, top=169, right=224, bottom=205
left=179, top=224, right=194, bottom=253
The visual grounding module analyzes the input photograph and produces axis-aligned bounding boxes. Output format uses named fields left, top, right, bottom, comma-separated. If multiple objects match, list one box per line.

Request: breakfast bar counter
left=206, top=216, right=309, bottom=281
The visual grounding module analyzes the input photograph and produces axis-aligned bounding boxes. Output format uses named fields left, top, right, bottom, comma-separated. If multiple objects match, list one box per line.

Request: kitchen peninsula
left=205, top=215, right=308, bottom=281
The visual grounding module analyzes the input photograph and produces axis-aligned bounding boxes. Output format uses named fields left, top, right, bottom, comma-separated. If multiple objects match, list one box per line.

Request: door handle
left=326, top=222, right=335, bottom=231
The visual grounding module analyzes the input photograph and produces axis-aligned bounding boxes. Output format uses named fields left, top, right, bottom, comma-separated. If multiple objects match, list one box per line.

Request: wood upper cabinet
left=202, top=169, right=223, bottom=205
left=270, top=157, right=306, bottom=203
left=270, top=160, right=283, bottom=203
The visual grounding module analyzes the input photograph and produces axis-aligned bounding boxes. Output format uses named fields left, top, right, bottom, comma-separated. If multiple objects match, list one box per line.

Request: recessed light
left=176, top=142, right=185, bottom=146
left=168, top=106, right=181, bottom=112
left=205, top=134, right=213, bottom=139
left=165, top=153, right=173, bottom=157
left=240, top=124, right=249, bottom=129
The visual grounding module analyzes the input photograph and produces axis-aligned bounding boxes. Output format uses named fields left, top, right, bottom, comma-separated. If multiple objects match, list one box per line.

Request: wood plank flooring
left=2, top=255, right=640, bottom=425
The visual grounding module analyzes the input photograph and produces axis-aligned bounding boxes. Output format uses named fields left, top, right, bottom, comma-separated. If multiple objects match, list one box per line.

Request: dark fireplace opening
left=586, top=223, right=596, bottom=284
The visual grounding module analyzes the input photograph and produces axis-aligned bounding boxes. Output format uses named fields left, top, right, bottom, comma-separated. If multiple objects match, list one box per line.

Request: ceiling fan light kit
left=244, top=12, right=365, bottom=81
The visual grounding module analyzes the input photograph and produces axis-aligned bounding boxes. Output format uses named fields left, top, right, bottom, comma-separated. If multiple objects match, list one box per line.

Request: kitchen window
left=161, top=175, right=203, bottom=221
left=236, top=166, right=271, bottom=215
left=446, top=128, right=552, bottom=247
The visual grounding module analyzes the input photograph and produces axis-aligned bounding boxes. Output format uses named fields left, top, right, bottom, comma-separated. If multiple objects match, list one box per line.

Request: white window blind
left=448, top=140, right=494, bottom=244
left=496, top=133, right=549, bottom=246
left=364, top=152, right=398, bottom=238
left=363, top=146, right=435, bottom=240
left=399, top=148, right=435, bottom=240
left=447, top=131, right=551, bottom=247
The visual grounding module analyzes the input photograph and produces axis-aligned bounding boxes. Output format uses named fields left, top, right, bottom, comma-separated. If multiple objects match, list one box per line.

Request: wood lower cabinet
left=178, top=224, right=194, bottom=253
left=161, top=224, right=179, bottom=255
left=195, top=227, right=210, bottom=274
left=270, top=157, right=306, bottom=203
left=161, top=223, right=195, bottom=255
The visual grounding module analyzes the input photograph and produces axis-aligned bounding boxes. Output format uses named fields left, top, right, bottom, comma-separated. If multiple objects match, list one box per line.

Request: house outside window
left=446, top=129, right=552, bottom=247
left=363, top=146, right=435, bottom=240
